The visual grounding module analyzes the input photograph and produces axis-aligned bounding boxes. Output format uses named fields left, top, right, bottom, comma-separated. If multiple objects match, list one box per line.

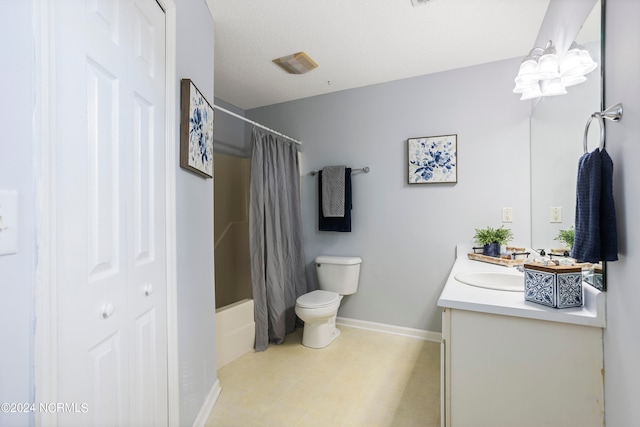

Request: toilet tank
left=315, top=256, right=362, bottom=295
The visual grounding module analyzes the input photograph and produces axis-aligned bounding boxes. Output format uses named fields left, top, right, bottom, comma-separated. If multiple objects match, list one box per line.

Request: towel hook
left=583, top=103, right=623, bottom=153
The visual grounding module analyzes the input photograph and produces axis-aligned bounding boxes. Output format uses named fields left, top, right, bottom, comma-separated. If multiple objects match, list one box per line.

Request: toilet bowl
left=295, top=256, right=362, bottom=349
left=295, top=290, right=342, bottom=348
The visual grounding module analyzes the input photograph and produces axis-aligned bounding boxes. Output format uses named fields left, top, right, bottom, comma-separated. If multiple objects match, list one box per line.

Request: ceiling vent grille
left=273, top=52, right=318, bottom=74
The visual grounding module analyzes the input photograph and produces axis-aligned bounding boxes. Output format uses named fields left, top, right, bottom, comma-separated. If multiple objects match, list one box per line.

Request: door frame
left=32, top=0, right=179, bottom=425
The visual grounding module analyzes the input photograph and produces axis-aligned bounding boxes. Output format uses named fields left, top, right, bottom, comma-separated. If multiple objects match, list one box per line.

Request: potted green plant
left=554, top=226, right=575, bottom=253
left=474, top=226, right=514, bottom=257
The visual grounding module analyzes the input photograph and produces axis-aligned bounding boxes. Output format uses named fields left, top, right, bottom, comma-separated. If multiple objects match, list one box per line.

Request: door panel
left=55, top=1, right=167, bottom=425
left=128, top=1, right=167, bottom=424
left=86, top=59, right=121, bottom=280
left=132, top=94, right=154, bottom=264
left=132, top=308, right=159, bottom=425
left=88, top=333, right=124, bottom=426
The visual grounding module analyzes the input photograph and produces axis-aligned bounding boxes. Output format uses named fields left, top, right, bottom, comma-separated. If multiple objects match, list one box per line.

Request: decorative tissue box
left=524, top=263, right=583, bottom=309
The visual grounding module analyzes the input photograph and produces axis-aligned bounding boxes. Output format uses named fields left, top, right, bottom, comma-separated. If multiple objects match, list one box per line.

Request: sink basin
left=454, top=271, right=524, bottom=292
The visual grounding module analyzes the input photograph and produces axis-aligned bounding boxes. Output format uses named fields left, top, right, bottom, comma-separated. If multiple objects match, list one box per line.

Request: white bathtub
left=215, top=299, right=255, bottom=369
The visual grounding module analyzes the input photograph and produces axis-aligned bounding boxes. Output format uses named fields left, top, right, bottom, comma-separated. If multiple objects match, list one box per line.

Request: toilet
left=295, top=255, right=362, bottom=348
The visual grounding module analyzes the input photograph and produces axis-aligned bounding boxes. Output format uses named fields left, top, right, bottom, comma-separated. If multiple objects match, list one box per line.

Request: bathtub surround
left=250, top=129, right=308, bottom=351
left=215, top=299, right=256, bottom=369
left=213, top=153, right=252, bottom=309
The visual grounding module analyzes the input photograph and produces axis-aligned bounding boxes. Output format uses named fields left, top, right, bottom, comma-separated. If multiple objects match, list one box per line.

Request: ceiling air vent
left=272, top=52, right=318, bottom=74
left=411, top=0, right=432, bottom=6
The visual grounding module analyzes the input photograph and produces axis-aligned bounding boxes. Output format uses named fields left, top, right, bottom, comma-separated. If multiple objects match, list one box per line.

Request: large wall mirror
left=530, top=1, right=606, bottom=290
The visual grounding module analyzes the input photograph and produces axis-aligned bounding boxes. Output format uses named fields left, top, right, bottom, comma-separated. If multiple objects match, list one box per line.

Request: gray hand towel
left=322, top=165, right=346, bottom=217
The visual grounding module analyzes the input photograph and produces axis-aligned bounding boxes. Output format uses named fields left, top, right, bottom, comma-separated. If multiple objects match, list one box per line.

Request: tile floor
left=206, top=326, right=441, bottom=427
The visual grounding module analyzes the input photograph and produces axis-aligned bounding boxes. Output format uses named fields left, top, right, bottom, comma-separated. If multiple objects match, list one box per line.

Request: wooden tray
left=468, top=252, right=525, bottom=267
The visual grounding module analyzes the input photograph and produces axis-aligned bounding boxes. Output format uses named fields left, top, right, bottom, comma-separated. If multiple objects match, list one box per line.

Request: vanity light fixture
left=513, top=40, right=597, bottom=100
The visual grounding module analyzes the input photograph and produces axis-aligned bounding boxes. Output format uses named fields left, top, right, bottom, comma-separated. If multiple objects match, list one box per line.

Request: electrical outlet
left=550, top=206, right=562, bottom=223
left=502, top=207, right=513, bottom=223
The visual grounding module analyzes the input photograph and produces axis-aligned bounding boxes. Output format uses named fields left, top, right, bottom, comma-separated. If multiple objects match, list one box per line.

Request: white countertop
left=437, top=245, right=606, bottom=328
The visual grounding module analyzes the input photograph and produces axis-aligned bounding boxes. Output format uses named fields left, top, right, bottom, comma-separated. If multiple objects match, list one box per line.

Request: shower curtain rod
left=213, top=104, right=302, bottom=146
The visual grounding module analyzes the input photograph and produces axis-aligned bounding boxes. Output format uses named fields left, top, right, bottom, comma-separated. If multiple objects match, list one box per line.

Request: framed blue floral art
left=180, top=79, right=214, bottom=178
left=408, top=134, right=457, bottom=184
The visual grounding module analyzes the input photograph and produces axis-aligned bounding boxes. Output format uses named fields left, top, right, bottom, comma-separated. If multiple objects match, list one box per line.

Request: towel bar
left=583, top=103, right=623, bottom=153
left=307, top=166, right=370, bottom=176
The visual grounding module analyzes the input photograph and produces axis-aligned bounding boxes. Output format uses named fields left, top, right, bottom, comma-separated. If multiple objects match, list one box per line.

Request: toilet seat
left=296, top=290, right=339, bottom=309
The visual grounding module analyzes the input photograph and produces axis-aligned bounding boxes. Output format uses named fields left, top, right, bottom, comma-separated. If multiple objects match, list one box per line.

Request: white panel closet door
left=55, top=1, right=167, bottom=425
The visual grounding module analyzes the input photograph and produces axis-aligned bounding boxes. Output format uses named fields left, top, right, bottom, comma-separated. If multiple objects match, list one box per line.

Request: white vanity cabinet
left=441, top=307, right=604, bottom=427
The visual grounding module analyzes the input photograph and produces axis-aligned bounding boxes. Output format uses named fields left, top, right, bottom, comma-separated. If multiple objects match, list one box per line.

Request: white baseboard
left=192, top=379, right=222, bottom=427
left=336, top=316, right=442, bottom=342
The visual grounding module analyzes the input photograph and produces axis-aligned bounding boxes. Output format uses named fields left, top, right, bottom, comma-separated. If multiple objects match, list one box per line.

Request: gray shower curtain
left=249, top=129, right=308, bottom=351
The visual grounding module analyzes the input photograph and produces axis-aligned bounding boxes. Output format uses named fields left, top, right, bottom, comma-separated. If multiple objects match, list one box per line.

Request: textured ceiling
left=209, top=0, right=553, bottom=110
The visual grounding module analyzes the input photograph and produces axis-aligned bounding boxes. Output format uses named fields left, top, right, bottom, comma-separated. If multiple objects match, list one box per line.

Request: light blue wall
left=247, top=57, right=531, bottom=333
left=175, top=0, right=218, bottom=425
left=0, top=2, right=36, bottom=426
left=603, top=0, right=640, bottom=425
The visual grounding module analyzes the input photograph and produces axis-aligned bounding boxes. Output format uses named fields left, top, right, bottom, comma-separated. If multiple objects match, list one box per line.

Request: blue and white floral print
left=408, top=135, right=457, bottom=183
left=188, top=82, right=214, bottom=176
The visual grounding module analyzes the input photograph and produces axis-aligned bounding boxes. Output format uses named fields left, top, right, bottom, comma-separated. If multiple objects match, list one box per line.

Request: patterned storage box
left=524, top=263, right=583, bottom=309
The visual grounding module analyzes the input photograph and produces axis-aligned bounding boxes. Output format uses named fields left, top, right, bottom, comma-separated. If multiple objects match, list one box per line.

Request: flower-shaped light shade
left=561, top=74, right=587, bottom=88
left=515, top=59, right=540, bottom=86
left=520, top=83, right=542, bottom=100
left=559, top=43, right=583, bottom=76
left=540, top=77, right=567, bottom=96
left=560, top=42, right=598, bottom=77
left=577, top=49, right=598, bottom=75
left=514, top=47, right=544, bottom=88
left=535, top=41, right=560, bottom=80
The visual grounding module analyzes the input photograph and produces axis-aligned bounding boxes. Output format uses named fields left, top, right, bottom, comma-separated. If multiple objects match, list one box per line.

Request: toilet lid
left=296, top=290, right=339, bottom=308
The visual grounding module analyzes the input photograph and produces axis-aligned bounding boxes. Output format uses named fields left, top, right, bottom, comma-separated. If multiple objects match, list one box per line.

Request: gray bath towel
left=322, top=165, right=346, bottom=217
left=319, top=168, right=352, bottom=232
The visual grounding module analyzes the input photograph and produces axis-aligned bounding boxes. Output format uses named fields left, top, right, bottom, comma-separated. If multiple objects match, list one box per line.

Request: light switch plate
left=0, top=190, right=18, bottom=256
left=550, top=206, right=562, bottom=223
